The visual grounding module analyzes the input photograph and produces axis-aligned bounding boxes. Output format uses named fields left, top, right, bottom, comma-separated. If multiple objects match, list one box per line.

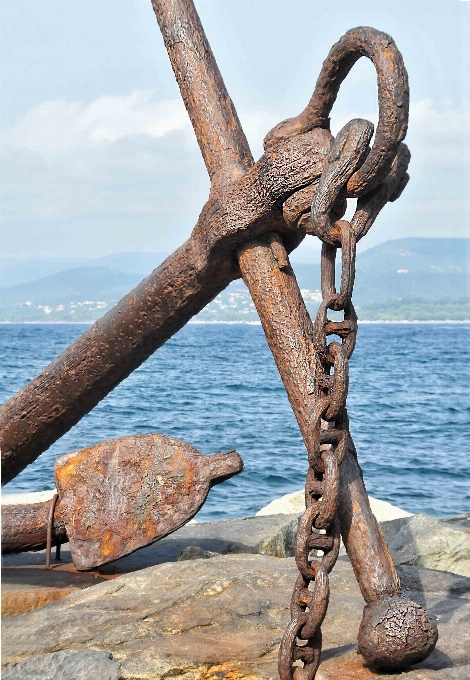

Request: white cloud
left=407, top=99, right=470, bottom=165
left=6, top=91, right=190, bottom=156
left=331, top=98, right=469, bottom=167
left=1, top=92, right=468, bottom=257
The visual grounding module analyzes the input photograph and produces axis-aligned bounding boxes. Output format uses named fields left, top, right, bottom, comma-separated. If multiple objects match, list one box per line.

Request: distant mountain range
left=1, top=239, right=469, bottom=322
left=0, top=252, right=168, bottom=288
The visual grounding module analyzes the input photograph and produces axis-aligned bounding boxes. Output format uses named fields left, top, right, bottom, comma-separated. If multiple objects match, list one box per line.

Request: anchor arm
left=0, top=123, right=330, bottom=484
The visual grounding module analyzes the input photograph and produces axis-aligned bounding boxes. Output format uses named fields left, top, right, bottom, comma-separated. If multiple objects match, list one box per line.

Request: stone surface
left=2, top=554, right=469, bottom=679
left=1, top=489, right=57, bottom=505
left=176, top=545, right=218, bottom=561
left=440, top=513, right=470, bottom=531
left=1, top=565, right=109, bottom=616
left=2, top=513, right=300, bottom=574
left=1, top=514, right=300, bottom=617
left=2, top=649, right=120, bottom=680
left=256, top=490, right=412, bottom=522
left=381, top=514, right=470, bottom=577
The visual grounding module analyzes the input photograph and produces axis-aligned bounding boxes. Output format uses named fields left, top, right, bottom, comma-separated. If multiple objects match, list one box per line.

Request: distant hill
left=0, top=267, right=142, bottom=307
left=284, top=238, right=469, bottom=308
left=0, top=239, right=468, bottom=322
left=0, top=252, right=168, bottom=288
left=354, top=238, right=469, bottom=307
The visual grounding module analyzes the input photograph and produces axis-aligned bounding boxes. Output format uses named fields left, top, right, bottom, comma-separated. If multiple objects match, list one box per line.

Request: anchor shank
left=152, top=0, right=254, bottom=183
left=237, top=234, right=399, bottom=602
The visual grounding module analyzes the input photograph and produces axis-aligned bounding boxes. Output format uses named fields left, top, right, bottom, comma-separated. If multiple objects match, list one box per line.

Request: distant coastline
left=2, top=239, right=469, bottom=325
left=1, top=319, right=470, bottom=325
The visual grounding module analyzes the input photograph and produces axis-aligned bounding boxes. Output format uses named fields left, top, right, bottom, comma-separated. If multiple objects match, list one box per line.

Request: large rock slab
left=1, top=514, right=300, bottom=616
left=2, top=649, right=120, bottom=680
left=2, top=514, right=300, bottom=574
left=1, top=565, right=109, bottom=616
left=440, top=513, right=470, bottom=531
left=381, top=514, right=470, bottom=577
left=256, top=490, right=413, bottom=522
left=2, top=554, right=469, bottom=679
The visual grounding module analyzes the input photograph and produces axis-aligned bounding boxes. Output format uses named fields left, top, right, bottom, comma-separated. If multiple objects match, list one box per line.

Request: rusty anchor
left=0, top=0, right=439, bottom=676
left=1, top=435, right=242, bottom=570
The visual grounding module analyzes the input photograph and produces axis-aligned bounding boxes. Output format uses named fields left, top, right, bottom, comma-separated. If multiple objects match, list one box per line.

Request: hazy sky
left=1, top=0, right=469, bottom=261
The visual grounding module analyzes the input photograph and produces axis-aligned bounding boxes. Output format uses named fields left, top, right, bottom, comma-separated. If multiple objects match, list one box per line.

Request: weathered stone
left=1, top=515, right=300, bottom=616
left=3, top=514, right=300, bottom=574
left=1, top=490, right=58, bottom=505
left=176, top=545, right=218, bottom=560
left=1, top=566, right=108, bottom=616
left=2, top=554, right=469, bottom=679
left=256, top=490, right=412, bottom=522
left=381, top=514, right=470, bottom=577
left=440, top=513, right=470, bottom=531
left=94, top=513, right=300, bottom=571
left=2, top=649, right=120, bottom=680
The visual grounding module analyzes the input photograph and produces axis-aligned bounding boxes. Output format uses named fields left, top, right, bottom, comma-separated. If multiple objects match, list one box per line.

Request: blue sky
left=1, top=0, right=469, bottom=261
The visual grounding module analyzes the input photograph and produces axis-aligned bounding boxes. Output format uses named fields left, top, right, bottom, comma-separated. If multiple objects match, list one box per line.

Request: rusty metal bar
left=1, top=499, right=67, bottom=555
left=152, top=0, right=253, bottom=183
left=45, top=493, right=59, bottom=569
left=154, top=0, right=405, bottom=616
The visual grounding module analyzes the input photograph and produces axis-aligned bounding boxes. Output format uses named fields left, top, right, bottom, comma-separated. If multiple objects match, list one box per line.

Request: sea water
left=1, top=322, right=469, bottom=521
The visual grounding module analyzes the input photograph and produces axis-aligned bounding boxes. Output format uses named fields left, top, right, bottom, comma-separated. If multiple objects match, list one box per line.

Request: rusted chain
left=278, top=113, right=410, bottom=677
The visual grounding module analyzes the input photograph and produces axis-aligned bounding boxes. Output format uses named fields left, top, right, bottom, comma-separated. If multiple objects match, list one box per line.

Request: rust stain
left=203, top=662, right=257, bottom=680
left=99, top=529, right=123, bottom=559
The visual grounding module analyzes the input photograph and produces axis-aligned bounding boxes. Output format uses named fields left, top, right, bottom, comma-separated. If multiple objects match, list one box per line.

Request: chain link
left=278, top=118, right=410, bottom=679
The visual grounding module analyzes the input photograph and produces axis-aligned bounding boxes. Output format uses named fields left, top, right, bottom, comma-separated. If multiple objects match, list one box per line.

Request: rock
left=440, top=513, right=470, bottom=531
left=256, top=490, right=412, bottom=522
left=2, top=554, right=469, bottom=679
left=1, top=490, right=58, bottom=505
left=256, top=489, right=305, bottom=515
left=1, top=515, right=300, bottom=615
left=3, top=514, right=300, bottom=575
left=1, top=565, right=109, bottom=616
left=91, top=513, right=301, bottom=572
left=369, top=496, right=413, bottom=522
left=381, top=514, right=470, bottom=577
left=176, top=546, right=218, bottom=560
left=2, top=649, right=120, bottom=680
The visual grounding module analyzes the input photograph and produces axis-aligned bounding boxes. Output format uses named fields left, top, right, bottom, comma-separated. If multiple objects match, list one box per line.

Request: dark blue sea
left=1, top=323, right=469, bottom=521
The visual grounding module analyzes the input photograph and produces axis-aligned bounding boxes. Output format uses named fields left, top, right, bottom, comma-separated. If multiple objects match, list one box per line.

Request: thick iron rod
left=1, top=500, right=67, bottom=554
left=152, top=0, right=253, bottom=183
left=0, top=241, right=237, bottom=484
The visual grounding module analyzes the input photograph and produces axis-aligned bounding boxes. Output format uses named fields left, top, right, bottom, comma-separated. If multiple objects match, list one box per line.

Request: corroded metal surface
left=1, top=500, right=67, bottom=555
left=2, top=435, right=242, bottom=570
left=55, top=434, right=242, bottom=570
left=264, top=26, right=409, bottom=197
left=357, top=596, right=438, bottom=670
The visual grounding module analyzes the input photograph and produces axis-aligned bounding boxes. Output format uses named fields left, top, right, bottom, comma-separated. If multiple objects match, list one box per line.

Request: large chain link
left=278, top=118, right=410, bottom=680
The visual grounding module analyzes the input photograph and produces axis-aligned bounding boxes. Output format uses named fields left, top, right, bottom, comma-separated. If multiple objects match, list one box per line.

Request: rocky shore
left=2, top=491, right=470, bottom=679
